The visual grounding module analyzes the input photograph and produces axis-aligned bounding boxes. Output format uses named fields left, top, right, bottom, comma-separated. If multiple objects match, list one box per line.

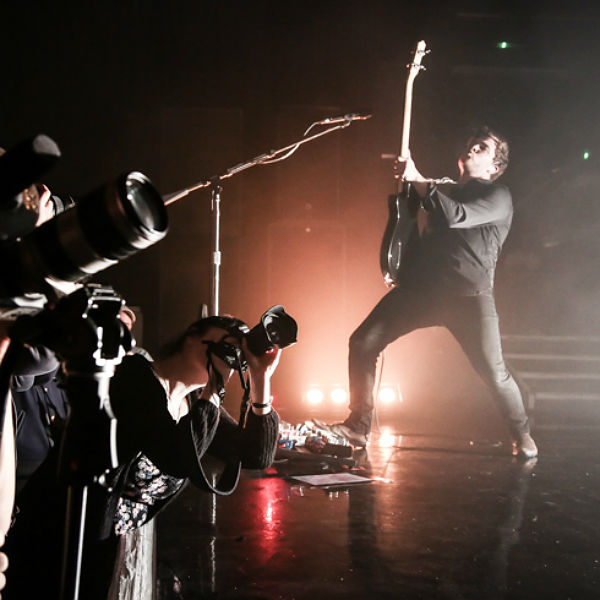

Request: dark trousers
left=347, top=286, right=530, bottom=437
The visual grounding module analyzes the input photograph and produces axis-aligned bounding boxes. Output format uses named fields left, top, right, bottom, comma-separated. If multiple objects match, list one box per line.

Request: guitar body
left=380, top=182, right=418, bottom=286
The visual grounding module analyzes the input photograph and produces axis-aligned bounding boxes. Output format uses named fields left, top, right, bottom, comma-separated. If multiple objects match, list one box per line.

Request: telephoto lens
left=0, top=171, right=168, bottom=302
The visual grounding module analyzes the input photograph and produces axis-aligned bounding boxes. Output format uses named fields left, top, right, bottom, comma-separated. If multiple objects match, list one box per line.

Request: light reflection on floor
left=157, top=400, right=600, bottom=599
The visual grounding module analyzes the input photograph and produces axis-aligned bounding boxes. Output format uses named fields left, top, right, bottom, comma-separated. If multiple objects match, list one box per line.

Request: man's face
left=458, top=136, right=499, bottom=180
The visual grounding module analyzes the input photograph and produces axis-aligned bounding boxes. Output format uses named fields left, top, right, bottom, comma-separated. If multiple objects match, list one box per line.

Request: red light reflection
left=250, top=477, right=289, bottom=562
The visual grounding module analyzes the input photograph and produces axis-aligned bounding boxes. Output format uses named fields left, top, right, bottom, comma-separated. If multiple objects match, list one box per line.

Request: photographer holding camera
left=109, top=314, right=281, bottom=529
left=94, top=314, right=282, bottom=598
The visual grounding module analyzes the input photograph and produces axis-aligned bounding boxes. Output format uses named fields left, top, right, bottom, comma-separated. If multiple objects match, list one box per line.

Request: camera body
left=206, top=305, right=297, bottom=371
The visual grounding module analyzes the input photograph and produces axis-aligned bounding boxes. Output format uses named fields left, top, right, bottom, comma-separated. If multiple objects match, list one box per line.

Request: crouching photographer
left=81, top=310, right=295, bottom=599
left=112, top=313, right=285, bottom=523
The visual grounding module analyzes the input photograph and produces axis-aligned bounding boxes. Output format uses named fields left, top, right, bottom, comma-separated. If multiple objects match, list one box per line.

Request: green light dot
left=498, top=41, right=509, bottom=49
left=583, top=151, right=590, bottom=160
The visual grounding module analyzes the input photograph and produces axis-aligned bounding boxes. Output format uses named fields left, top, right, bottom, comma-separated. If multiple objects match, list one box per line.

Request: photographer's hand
left=243, top=340, right=281, bottom=415
left=35, top=184, right=54, bottom=226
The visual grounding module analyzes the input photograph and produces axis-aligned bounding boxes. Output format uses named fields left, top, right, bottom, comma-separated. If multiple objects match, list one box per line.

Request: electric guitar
left=380, top=40, right=428, bottom=286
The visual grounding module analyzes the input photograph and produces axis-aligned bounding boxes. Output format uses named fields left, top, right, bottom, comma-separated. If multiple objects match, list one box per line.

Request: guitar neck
left=400, top=77, right=415, bottom=158
left=399, top=40, right=427, bottom=159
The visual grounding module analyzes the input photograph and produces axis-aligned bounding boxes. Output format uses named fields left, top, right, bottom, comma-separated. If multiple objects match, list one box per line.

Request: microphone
left=315, top=113, right=372, bottom=125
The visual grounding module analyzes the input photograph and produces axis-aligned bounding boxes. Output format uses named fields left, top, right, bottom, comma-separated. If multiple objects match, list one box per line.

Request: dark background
left=2, top=0, right=600, bottom=431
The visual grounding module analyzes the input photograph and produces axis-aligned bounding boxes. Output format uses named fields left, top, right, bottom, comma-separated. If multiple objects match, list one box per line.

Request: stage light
left=378, top=386, right=398, bottom=404
left=330, top=387, right=347, bottom=404
left=305, top=387, right=324, bottom=404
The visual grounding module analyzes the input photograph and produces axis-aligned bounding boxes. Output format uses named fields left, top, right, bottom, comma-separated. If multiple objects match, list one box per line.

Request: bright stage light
left=378, top=386, right=398, bottom=404
left=305, top=387, right=324, bottom=404
left=330, top=387, right=347, bottom=404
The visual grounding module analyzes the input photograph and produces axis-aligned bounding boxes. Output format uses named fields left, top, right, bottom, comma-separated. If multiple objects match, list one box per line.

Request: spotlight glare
left=378, top=386, right=397, bottom=404
left=305, top=387, right=324, bottom=404
left=330, top=387, right=348, bottom=404
left=378, top=427, right=396, bottom=447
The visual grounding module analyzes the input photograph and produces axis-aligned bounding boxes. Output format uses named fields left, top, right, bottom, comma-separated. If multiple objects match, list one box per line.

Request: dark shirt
left=11, top=346, right=69, bottom=492
left=400, top=178, right=513, bottom=295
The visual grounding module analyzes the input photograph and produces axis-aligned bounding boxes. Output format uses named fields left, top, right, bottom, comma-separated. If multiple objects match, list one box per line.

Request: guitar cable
left=372, top=349, right=386, bottom=435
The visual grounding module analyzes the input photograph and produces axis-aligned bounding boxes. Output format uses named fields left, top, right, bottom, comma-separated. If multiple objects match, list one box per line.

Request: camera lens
left=0, top=171, right=168, bottom=299
left=122, top=173, right=168, bottom=245
left=246, top=305, right=298, bottom=355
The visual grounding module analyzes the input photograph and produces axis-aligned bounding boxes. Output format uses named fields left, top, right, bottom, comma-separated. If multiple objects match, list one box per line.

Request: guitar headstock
left=407, top=40, right=428, bottom=82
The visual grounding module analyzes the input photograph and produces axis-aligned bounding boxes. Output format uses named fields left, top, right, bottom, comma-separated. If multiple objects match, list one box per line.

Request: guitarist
left=318, top=126, right=537, bottom=459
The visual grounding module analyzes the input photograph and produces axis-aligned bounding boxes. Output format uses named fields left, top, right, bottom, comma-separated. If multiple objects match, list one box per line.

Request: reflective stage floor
left=156, top=399, right=600, bottom=599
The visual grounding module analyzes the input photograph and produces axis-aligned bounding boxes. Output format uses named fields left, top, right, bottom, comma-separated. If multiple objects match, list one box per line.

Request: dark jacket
left=11, top=346, right=69, bottom=493
left=400, top=178, right=513, bottom=295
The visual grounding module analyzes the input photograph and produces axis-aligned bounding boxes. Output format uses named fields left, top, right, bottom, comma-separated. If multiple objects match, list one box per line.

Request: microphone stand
left=162, top=114, right=371, bottom=316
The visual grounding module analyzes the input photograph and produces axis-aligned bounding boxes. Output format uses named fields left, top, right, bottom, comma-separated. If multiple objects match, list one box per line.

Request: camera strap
left=189, top=357, right=247, bottom=496
left=206, top=355, right=227, bottom=405
left=192, top=453, right=242, bottom=496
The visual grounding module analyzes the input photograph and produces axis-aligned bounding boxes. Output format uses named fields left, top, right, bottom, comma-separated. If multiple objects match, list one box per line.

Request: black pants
left=347, top=286, right=530, bottom=437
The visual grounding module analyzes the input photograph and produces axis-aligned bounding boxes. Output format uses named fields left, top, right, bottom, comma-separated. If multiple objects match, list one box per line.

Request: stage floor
left=156, top=399, right=600, bottom=599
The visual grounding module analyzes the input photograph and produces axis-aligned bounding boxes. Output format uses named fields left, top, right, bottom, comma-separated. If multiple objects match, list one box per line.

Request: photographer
left=109, top=314, right=281, bottom=531
left=0, top=168, right=69, bottom=596
left=89, top=314, right=281, bottom=599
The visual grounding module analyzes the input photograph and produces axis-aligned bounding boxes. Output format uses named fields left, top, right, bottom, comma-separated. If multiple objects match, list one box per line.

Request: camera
left=0, top=134, right=168, bottom=311
left=206, top=305, right=298, bottom=370
left=0, top=170, right=168, bottom=307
